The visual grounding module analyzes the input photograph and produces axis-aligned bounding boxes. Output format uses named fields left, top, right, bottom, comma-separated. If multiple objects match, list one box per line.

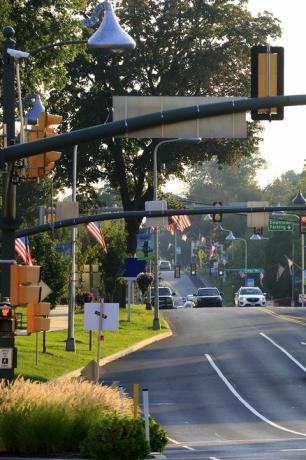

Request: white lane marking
left=301, top=342, right=306, bottom=345
left=182, top=444, right=195, bottom=450
left=168, top=436, right=180, bottom=444
left=260, top=332, right=306, bottom=373
left=167, top=436, right=195, bottom=451
left=205, top=353, right=306, bottom=437
left=210, top=457, right=221, bottom=460
left=281, top=448, right=306, bottom=452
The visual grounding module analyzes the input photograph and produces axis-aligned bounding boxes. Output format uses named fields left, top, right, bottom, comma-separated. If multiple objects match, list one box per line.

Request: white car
left=235, top=287, right=266, bottom=307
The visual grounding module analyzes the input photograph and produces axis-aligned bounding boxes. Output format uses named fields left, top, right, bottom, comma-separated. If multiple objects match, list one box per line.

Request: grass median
left=15, top=305, right=169, bottom=382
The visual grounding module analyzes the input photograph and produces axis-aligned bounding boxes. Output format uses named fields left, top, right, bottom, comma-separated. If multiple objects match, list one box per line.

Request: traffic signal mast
left=27, top=112, right=62, bottom=179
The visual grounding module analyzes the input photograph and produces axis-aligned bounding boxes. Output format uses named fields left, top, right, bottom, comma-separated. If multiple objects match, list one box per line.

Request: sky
left=248, top=0, right=306, bottom=187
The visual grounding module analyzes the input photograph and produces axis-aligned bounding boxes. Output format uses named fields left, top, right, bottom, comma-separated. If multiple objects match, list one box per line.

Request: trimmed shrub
left=149, top=417, right=168, bottom=452
left=80, top=413, right=150, bottom=460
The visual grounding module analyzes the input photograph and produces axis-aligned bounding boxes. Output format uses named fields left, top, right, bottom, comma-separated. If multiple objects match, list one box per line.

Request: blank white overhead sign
left=112, top=96, right=247, bottom=139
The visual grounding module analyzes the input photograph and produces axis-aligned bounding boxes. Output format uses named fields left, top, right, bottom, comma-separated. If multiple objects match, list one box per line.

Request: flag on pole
left=209, top=244, right=216, bottom=259
left=168, top=214, right=191, bottom=232
left=87, top=222, right=107, bottom=252
left=276, top=263, right=285, bottom=282
left=285, top=255, right=294, bottom=274
left=15, top=236, right=33, bottom=265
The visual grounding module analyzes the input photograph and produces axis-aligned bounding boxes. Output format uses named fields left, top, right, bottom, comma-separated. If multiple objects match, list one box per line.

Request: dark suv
left=151, top=286, right=175, bottom=309
left=194, top=287, right=223, bottom=308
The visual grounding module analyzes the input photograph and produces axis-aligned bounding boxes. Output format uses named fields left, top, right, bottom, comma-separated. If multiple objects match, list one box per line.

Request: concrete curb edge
left=55, top=329, right=173, bottom=381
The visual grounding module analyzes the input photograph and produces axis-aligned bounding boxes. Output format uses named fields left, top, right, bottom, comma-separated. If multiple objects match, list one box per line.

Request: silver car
left=235, top=287, right=266, bottom=307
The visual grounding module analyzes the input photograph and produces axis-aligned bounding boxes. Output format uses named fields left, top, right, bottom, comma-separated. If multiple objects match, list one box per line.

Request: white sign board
left=113, top=96, right=247, bottom=138
left=84, top=303, right=119, bottom=331
left=145, top=200, right=168, bottom=228
left=0, top=348, right=13, bottom=369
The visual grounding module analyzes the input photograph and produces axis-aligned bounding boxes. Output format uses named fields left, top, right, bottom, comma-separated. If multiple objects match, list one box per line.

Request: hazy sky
left=248, top=0, right=306, bottom=187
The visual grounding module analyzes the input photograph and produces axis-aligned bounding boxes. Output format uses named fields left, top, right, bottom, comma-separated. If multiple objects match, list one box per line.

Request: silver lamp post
left=272, top=210, right=300, bottom=307
left=225, top=231, right=248, bottom=277
left=152, top=137, right=200, bottom=330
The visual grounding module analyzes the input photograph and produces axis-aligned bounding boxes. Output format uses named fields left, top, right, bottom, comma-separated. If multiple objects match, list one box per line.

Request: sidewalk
left=49, top=304, right=68, bottom=331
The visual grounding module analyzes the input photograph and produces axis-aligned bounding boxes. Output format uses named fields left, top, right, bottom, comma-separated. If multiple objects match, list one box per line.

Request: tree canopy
left=1, top=0, right=281, bottom=253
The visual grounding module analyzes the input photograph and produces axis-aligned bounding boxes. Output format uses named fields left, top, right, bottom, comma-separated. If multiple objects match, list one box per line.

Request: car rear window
left=197, top=288, right=219, bottom=296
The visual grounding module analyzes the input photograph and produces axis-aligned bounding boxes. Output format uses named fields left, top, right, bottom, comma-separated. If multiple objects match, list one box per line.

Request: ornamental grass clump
left=0, top=377, right=134, bottom=455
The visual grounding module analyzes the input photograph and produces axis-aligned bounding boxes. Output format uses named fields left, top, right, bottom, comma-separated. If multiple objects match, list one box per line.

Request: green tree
left=97, top=220, right=126, bottom=301
left=1, top=0, right=281, bottom=255
left=31, top=232, right=70, bottom=307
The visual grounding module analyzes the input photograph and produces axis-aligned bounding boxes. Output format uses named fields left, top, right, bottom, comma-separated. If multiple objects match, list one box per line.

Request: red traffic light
left=300, top=216, right=306, bottom=234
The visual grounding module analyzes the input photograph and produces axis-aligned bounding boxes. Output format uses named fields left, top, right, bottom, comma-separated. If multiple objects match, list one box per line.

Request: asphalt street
left=98, top=271, right=306, bottom=459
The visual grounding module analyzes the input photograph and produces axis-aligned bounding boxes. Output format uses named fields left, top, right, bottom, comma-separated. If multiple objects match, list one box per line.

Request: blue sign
left=247, top=278, right=255, bottom=287
left=123, top=258, right=146, bottom=277
left=56, top=243, right=71, bottom=254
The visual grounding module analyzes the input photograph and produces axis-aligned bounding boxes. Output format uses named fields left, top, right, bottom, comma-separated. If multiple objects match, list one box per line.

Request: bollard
left=133, top=383, right=139, bottom=418
left=119, top=385, right=124, bottom=414
left=142, top=388, right=150, bottom=449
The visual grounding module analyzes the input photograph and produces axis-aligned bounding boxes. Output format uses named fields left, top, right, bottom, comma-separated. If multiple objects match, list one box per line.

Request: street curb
left=55, top=329, right=173, bottom=381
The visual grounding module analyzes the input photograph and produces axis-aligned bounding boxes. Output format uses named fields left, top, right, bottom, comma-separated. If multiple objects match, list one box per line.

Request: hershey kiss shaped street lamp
left=84, top=1, right=136, bottom=50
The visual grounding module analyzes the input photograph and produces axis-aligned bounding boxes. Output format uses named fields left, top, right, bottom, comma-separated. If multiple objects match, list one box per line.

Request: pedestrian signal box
left=300, top=216, right=306, bottom=234
left=218, top=263, right=225, bottom=277
left=190, top=264, right=197, bottom=276
left=0, top=302, right=15, bottom=336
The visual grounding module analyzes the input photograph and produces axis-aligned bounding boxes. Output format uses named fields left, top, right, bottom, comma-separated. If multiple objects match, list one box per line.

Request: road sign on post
left=268, top=219, right=293, bottom=231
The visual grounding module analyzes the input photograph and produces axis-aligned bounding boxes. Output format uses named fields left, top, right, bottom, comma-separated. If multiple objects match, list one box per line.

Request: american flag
left=87, top=222, right=107, bottom=252
left=168, top=214, right=191, bottom=232
left=15, top=236, right=33, bottom=265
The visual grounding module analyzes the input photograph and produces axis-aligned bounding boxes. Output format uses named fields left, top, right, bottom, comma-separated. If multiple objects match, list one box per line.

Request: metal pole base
left=66, top=337, right=76, bottom=352
left=152, top=318, right=161, bottom=330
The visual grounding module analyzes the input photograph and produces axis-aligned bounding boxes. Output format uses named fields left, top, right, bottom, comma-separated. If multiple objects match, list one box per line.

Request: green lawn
left=15, top=305, right=168, bottom=381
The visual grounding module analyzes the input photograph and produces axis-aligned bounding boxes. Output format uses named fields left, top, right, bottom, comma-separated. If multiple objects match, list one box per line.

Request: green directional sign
left=268, top=219, right=293, bottom=231
left=240, top=268, right=263, bottom=274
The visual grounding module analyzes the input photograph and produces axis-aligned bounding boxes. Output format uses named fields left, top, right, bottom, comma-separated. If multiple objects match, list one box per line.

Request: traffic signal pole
left=2, top=27, right=17, bottom=300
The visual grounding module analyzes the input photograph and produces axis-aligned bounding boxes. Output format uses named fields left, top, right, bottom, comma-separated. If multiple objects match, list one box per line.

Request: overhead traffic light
left=300, top=216, right=306, bottom=234
left=212, top=201, right=222, bottom=223
left=251, top=45, right=284, bottom=120
left=27, top=111, right=62, bottom=179
left=218, top=263, right=225, bottom=277
left=10, top=265, right=41, bottom=306
left=0, top=302, right=15, bottom=336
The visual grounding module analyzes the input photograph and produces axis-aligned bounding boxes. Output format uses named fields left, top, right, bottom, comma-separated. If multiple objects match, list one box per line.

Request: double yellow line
left=256, top=307, right=306, bottom=327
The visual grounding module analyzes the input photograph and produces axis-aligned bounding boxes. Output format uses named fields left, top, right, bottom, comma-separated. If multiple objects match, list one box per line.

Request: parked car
left=151, top=286, right=175, bottom=309
left=194, top=287, right=223, bottom=308
left=234, top=287, right=266, bottom=307
left=159, top=260, right=171, bottom=271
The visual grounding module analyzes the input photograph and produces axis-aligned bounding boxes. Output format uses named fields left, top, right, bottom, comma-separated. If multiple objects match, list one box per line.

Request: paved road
left=99, top=305, right=306, bottom=459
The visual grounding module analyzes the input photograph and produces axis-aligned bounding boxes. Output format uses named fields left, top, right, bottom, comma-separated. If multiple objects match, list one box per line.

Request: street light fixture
left=152, top=137, right=201, bottom=330
left=225, top=231, right=248, bottom=275
left=1, top=3, right=136, bottom=360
